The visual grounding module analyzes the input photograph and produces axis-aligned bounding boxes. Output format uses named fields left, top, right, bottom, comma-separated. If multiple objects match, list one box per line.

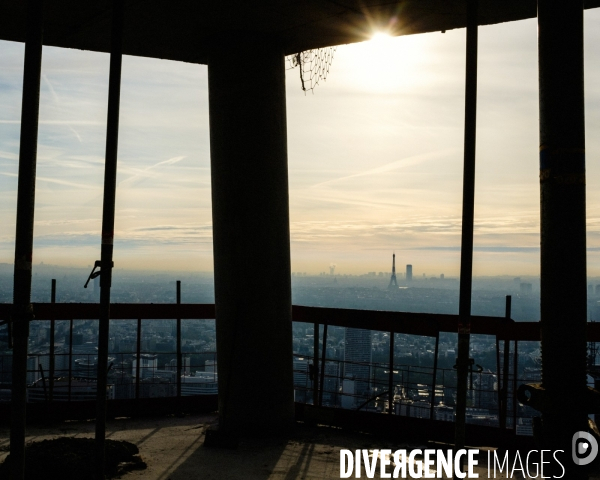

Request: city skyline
left=1, top=12, right=600, bottom=275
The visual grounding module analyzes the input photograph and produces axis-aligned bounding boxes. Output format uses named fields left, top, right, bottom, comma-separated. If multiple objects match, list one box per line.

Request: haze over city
left=1, top=13, right=600, bottom=276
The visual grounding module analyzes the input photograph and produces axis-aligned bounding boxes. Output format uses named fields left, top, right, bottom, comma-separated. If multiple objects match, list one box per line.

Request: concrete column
left=538, top=0, right=588, bottom=476
left=208, top=34, right=294, bottom=434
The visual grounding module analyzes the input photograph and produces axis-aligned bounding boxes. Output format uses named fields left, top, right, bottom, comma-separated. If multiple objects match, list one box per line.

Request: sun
left=343, top=30, right=428, bottom=93
left=371, top=31, right=394, bottom=43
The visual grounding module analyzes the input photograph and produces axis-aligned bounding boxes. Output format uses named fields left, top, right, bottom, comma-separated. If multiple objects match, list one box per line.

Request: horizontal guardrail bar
left=294, top=305, right=521, bottom=338
left=0, top=303, right=215, bottom=320
left=1, top=302, right=599, bottom=341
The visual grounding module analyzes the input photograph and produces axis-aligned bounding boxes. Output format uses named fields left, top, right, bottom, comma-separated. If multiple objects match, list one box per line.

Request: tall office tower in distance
left=344, top=327, right=372, bottom=403
left=389, top=253, right=398, bottom=288
left=406, top=264, right=413, bottom=282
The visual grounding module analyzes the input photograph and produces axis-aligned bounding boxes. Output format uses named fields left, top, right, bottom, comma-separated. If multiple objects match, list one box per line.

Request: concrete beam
left=1, top=1, right=600, bottom=65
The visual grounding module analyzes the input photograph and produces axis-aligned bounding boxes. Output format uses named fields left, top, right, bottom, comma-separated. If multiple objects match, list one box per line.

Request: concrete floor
left=0, top=414, right=596, bottom=479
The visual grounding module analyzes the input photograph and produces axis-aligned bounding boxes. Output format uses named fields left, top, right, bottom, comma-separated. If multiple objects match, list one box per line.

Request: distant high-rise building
left=406, top=264, right=413, bottom=282
left=132, top=354, right=158, bottom=379
left=344, top=328, right=372, bottom=398
left=520, top=283, right=533, bottom=295
left=204, top=359, right=217, bottom=375
left=341, top=378, right=356, bottom=409
left=389, top=253, right=398, bottom=288
left=165, top=357, right=191, bottom=375
left=293, top=357, right=310, bottom=388
left=293, top=357, right=310, bottom=402
left=322, top=362, right=340, bottom=405
left=180, top=371, right=218, bottom=396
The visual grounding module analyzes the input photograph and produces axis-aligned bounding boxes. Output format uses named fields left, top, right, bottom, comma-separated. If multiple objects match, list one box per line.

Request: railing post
left=502, top=298, right=511, bottom=428
left=39, top=363, right=47, bottom=402
left=388, top=331, right=394, bottom=415
left=495, top=336, right=502, bottom=429
left=512, top=340, right=518, bottom=429
left=313, top=322, right=319, bottom=405
left=135, top=318, right=141, bottom=401
left=68, top=319, right=73, bottom=401
left=335, top=358, right=340, bottom=407
left=499, top=295, right=511, bottom=429
left=502, top=340, right=510, bottom=427
left=176, top=281, right=182, bottom=400
left=478, top=370, right=482, bottom=408
left=430, top=332, right=439, bottom=420
left=442, top=369, right=446, bottom=411
left=319, top=323, right=328, bottom=407
left=49, top=279, right=56, bottom=402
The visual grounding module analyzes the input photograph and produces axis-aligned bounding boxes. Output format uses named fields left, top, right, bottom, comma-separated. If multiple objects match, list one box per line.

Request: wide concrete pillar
left=538, top=0, right=588, bottom=476
left=207, top=34, right=294, bottom=433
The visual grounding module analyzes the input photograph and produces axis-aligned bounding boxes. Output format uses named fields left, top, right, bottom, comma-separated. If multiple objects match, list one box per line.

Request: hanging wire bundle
left=287, top=47, right=336, bottom=93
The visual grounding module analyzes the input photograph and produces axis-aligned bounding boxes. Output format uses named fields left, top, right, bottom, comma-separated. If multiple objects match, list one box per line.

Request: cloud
left=0, top=172, right=91, bottom=189
left=416, top=246, right=540, bottom=253
left=0, top=150, right=18, bottom=161
left=1, top=14, right=600, bottom=276
left=0, top=120, right=104, bottom=125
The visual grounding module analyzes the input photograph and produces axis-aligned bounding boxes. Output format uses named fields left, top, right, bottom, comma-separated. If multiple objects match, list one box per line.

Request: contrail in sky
left=43, top=74, right=60, bottom=104
left=311, top=148, right=457, bottom=189
left=118, top=156, right=187, bottom=187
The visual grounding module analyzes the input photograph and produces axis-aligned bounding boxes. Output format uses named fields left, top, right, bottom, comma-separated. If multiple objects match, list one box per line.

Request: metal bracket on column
left=519, top=383, right=600, bottom=447
left=84, top=260, right=101, bottom=288
left=518, top=383, right=600, bottom=413
left=84, top=260, right=113, bottom=288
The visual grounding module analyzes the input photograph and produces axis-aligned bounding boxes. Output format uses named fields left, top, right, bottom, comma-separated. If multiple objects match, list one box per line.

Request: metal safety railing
left=1, top=297, right=600, bottom=431
left=292, top=352, right=528, bottom=430
left=292, top=303, right=600, bottom=439
left=0, top=301, right=215, bottom=405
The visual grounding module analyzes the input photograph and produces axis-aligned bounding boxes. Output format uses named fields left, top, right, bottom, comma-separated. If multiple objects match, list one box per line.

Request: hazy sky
left=1, top=11, right=600, bottom=276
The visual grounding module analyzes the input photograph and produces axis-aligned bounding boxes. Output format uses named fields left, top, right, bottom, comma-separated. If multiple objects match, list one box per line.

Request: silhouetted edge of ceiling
left=0, top=1, right=599, bottom=65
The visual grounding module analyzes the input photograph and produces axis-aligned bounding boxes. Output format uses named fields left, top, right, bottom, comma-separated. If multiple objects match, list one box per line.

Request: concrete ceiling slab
left=1, top=1, right=599, bottom=64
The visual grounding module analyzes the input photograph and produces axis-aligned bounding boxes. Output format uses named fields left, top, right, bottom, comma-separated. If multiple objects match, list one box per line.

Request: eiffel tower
left=388, top=252, right=398, bottom=288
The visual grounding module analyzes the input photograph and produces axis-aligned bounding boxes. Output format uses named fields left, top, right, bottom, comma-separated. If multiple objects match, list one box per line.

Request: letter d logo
left=572, top=431, right=599, bottom=466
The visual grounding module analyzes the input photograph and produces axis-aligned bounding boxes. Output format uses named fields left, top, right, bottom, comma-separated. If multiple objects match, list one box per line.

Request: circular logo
left=572, top=431, right=599, bottom=466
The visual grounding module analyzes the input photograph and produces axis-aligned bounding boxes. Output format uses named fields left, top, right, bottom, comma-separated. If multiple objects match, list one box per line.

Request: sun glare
left=342, top=31, right=428, bottom=92
left=371, top=31, right=394, bottom=43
